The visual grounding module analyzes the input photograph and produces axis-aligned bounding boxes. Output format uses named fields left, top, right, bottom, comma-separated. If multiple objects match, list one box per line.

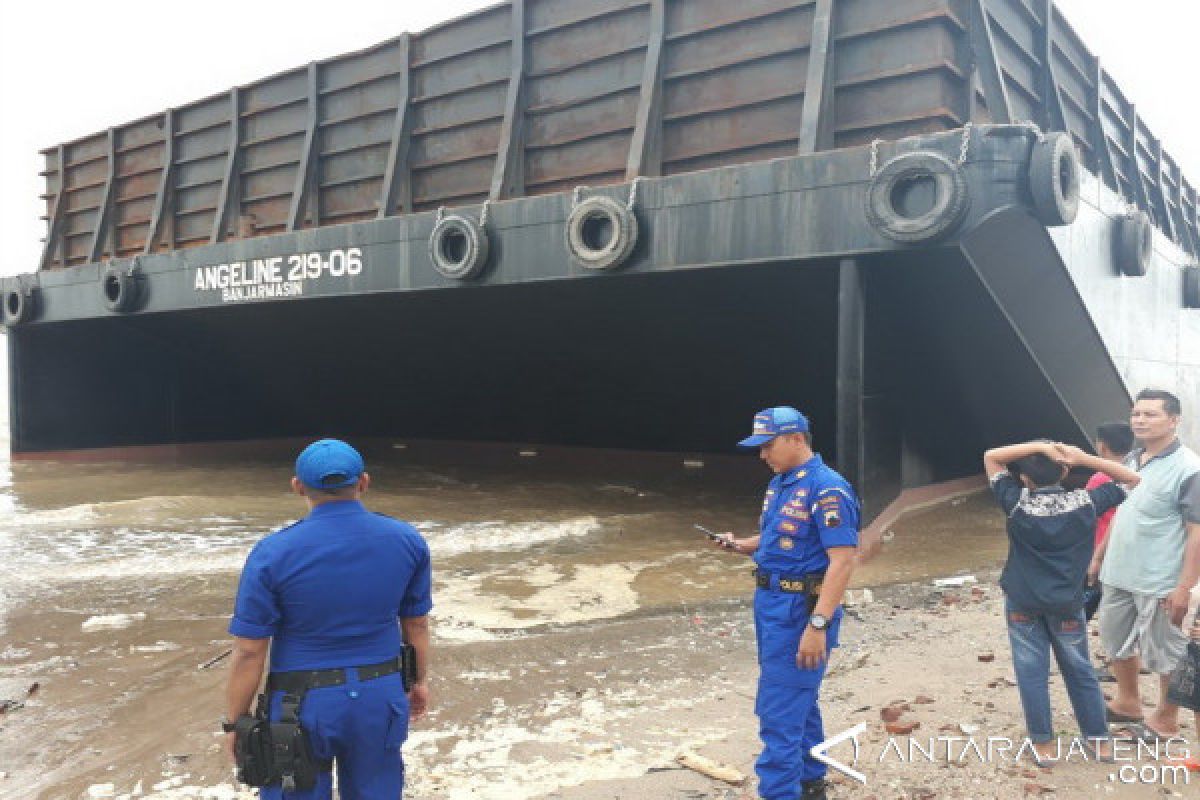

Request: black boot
left=801, top=779, right=828, bottom=799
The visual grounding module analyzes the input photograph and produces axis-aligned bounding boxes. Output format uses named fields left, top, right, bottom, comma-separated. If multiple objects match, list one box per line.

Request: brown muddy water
left=0, top=436, right=1008, bottom=800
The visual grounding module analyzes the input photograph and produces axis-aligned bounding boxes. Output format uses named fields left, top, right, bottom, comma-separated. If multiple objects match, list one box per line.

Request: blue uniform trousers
left=753, top=590, right=838, bottom=800
left=260, top=670, right=410, bottom=800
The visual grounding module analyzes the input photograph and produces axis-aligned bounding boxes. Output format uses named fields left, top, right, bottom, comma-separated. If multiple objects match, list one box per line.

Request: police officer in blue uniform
left=223, top=439, right=433, bottom=799
left=717, top=407, right=860, bottom=800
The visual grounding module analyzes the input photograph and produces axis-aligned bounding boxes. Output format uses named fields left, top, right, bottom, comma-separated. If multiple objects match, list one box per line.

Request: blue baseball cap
left=295, top=438, right=365, bottom=489
left=737, top=406, right=810, bottom=449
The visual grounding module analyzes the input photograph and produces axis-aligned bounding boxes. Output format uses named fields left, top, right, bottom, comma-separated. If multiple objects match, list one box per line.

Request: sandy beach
left=3, top=553, right=1196, bottom=800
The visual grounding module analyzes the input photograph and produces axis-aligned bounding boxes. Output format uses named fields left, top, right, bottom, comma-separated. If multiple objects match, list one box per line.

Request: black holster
left=234, top=692, right=328, bottom=791
left=232, top=712, right=273, bottom=787
left=401, top=643, right=418, bottom=691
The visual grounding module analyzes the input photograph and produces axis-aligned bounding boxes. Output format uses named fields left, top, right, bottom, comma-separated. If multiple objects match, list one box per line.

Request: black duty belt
left=267, top=656, right=401, bottom=696
left=754, top=569, right=824, bottom=594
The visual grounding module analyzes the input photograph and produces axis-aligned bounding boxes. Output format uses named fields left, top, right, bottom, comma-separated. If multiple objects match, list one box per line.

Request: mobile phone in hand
left=695, top=524, right=735, bottom=549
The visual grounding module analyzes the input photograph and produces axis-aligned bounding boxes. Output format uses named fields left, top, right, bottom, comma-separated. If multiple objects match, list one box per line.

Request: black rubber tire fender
left=1184, top=266, right=1200, bottom=309
left=566, top=195, right=639, bottom=270
left=1114, top=212, right=1153, bottom=277
left=429, top=215, right=490, bottom=280
left=2, top=282, right=33, bottom=326
left=865, top=151, right=970, bottom=244
left=103, top=262, right=141, bottom=312
left=1028, top=131, right=1081, bottom=226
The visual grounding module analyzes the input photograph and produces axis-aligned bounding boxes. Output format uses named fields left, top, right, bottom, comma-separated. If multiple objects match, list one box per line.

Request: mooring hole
left=5, top=292, right=20, bottom=317
left=890, top=173, right=938, bottom=219
left=581, top=212, right=614, bottom=252
left=104, top=275, right=122, bottom=303
left=440, top=229, right=469, bottom=264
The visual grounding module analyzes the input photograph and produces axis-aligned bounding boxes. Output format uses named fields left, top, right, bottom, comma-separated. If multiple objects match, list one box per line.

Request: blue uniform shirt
left=754, top=453, right=860, bottom=575
left=229, top=499, right=433, bottom=672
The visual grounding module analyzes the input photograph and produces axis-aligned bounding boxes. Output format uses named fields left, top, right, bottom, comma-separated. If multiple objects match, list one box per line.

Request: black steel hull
left=11, top=0, right=1200, bottom=525
left=7, top=129, right=1198, bottom=522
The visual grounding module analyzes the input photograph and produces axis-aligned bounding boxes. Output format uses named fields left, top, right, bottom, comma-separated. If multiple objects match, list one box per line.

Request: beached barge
left=4, top=0, right=1199, bottom=517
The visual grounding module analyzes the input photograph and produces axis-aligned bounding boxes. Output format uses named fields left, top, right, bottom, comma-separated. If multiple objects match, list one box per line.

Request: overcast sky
left=0, top=0, right=1195, bottom=277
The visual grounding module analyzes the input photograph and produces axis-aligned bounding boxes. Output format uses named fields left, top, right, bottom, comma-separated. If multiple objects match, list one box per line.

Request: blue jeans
left=1005, top=602, right=1108, bottom=743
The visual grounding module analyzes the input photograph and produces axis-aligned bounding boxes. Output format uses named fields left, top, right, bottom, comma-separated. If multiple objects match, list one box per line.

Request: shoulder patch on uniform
left=813, top=489, right=849, bottom=528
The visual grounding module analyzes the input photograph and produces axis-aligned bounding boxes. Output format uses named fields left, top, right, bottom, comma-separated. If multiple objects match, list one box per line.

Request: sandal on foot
left=1135, top=723, right=1179, bottom=743
left=1115, top=722, right=1176, bottom=744
left=1105, top=706, right=1144, bottom=725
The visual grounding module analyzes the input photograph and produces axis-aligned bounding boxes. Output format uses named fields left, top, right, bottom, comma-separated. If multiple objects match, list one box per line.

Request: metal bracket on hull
left=490, top=0, right=527, bottom=202
left=797, top=0, right=836, bottom=154
left=211, top=89, right=242, bottom=246
left=959, top=206, right=1132, bottom=442
left=626, top=0, right=665, bottom=179
left=378, top=34, right=414, bottom=219
left=287, top=63, right=322, bottom=232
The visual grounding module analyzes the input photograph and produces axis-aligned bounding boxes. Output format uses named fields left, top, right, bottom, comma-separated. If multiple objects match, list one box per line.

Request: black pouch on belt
left=401, top=643, right=418, bottom=691
left=233, top=699, right=274, bottom=787
left=234, top=692, right=327, bottom=791
left=270, top=692, right=323, bottom=792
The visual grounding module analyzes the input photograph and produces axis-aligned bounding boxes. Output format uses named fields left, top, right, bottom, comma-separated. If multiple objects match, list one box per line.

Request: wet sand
left=5, top=567, right=1194, bottom=799
left=5, top=479, right=1190, bottom=800
left=545, top=579, right=1200, bottom=800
